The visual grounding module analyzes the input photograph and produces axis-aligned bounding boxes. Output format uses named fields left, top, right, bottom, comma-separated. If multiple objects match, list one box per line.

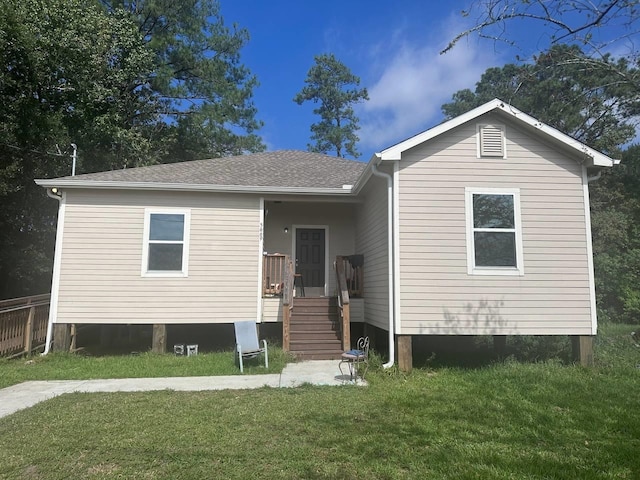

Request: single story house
left=36, top=99, right=617, bottom=369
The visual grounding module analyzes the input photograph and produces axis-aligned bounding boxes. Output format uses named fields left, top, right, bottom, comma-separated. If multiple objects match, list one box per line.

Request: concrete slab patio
left=0, top=360, right=365, bottom=419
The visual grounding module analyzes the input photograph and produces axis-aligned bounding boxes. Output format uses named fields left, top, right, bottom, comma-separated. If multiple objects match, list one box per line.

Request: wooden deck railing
left=336, top=255, right=364, bottom=298
left=281, top=257, right=295, bottom=351
left=335, top=256, right=351, bottom=350
left=0, top=294, right=50, bottom=358
left=263, top=253, right=287, bottom=296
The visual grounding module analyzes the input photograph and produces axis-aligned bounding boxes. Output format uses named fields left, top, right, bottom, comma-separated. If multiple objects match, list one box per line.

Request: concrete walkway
left=0, top=360, right=364, bottom=419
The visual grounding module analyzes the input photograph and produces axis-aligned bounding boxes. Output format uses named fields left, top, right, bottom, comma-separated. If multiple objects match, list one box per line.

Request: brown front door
left=296, top=228, right=325, bottom=296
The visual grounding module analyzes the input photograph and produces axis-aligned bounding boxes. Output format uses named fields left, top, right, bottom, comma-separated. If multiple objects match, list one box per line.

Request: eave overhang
left=34, top=179, right=354, bottom=196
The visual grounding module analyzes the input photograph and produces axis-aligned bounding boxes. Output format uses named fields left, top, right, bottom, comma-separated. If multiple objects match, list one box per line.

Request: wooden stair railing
left=336, top=255, right=363, bottom=298
left=281, top=256, right=295, bottom=351
left=335, top=256, right=351, bottom=351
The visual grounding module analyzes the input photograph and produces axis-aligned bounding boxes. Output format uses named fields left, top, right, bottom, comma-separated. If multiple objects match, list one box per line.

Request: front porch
left=259, top=199, right=368, bottom=359
left=261, top=253, right=364, bottom=359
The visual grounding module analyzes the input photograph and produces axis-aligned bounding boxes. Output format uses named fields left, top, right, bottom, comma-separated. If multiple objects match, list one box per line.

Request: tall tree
left=0, top=0, right=263, bottom=299
left=590, top=145, right=640, bottom=324
left=0, top=0, right=155, bottom=298
left=100, top=0, right=265, bottom=166
left=443, top=1, right=640, bottom=56
left=442, top=44, right=636, bottom=153
left=294, top=53, right=369, bottom=158
left=443, top=1, right=640, bottom=99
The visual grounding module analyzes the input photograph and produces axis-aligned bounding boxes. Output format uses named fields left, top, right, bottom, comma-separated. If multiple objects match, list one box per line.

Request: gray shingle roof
left=57, top=150, right=367, bottom=189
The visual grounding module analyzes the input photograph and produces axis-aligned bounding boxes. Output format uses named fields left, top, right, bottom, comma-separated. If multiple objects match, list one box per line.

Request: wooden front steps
left=289, top=297, right=343, bottom=360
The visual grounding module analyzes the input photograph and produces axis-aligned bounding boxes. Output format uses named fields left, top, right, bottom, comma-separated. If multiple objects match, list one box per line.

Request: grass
left=0, top=324, right=639, bottom=479
left=0, top=348, right=289, bottom=390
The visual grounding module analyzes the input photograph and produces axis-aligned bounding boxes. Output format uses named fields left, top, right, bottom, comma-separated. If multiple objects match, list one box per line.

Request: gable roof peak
left=374, top=98, right=616, bottom=168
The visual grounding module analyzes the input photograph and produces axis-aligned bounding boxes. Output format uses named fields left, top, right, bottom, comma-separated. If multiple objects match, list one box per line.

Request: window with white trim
left=465, top=188, right=524, bottom=276
left=142, top=209, right=190, bottom=277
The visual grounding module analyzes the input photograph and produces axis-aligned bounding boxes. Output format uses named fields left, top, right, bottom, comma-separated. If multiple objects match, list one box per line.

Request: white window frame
left=477, top=124, right=506, bottom=158
left=141, top=208, right=191, bottom=277
left=465, top=187, right=524, bottom=276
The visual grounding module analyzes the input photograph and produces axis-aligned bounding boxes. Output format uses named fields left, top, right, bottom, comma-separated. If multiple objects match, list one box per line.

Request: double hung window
left=465, top=188, right=523, bottom=275
left=142, top=209, right=190, bottom=276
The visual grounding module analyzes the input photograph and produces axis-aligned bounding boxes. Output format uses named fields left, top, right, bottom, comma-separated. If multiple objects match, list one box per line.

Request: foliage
left=442, top=44, right=637, bottom=153
left=1, top=324, right=638, bottom=478
left=0, top=0, right=153, bottom=297
left=443, top=0, right=640, bottom=62
left=590, top=145, right=640, bottom=324
left=100, top=0, right=265, bottom=163
left=0, top=0, right=263, bottom=299
left=294, top=53, right=369, bottom=158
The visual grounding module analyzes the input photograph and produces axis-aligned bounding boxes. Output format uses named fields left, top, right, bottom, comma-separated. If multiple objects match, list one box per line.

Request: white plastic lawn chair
left=234, top=321, right=268, bottom=373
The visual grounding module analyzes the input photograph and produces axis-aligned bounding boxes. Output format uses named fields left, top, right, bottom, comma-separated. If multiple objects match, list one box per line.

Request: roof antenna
left=70, top=143, right=77, bottom=176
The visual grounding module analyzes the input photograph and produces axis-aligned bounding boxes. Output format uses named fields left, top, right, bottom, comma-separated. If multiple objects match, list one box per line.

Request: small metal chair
left=339, top=336, right=370, bottom=383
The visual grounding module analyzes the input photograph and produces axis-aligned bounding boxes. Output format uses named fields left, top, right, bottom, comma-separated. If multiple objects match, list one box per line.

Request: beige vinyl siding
left=263, top=201, right=356, bottom=294
left=355, top=174, right=390, bottom=330
left=56, top=189, right=260, bottom=324
left=397, top=113, right=593, bottom=335
left=262, top=297, right=282, bottom=323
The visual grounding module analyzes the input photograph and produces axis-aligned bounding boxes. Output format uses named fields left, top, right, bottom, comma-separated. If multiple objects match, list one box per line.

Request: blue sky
left=221, top=0, right=521, bottom=158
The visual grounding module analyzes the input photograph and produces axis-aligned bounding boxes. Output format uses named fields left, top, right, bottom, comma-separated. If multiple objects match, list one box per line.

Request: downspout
left=587, top=170, right=602, bottom=183
left=43, top=188, right=63, bottom=354
left=371, top=161, right=395, bottom=368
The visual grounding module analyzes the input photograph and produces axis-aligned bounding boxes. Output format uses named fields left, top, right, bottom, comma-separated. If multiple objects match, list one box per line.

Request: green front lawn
left=0, top=324, right=638, bottom=479
left=0, top=348, right=288, bottom=389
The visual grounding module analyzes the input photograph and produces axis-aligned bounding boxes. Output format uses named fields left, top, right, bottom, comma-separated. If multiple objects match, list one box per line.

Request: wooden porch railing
left=336, top=255, right=364, bottom=298
left=0, top=294, right=50, bottom=358
left=281, top=256, right=295, bottom=351
left=335, top=256, right=351, bottom=350
left=263, top=253, right=287, bottom=296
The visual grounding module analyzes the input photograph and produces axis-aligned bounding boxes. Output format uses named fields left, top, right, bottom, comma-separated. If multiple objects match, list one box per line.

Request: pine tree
left=294, top=53, right=369, bottom=158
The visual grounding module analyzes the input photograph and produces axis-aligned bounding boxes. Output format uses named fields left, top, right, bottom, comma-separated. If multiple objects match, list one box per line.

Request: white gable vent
left=478, top=124, right=505, bottom=157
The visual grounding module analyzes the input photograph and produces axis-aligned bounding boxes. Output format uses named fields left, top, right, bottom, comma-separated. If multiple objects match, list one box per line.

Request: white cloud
left=358, top=18, right=502, bottom=150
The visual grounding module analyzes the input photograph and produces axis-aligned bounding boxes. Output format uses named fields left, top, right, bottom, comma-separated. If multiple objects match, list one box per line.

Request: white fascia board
left=496, top=104, right=615, bottom=167
left=351, top=153, right=380, bottom=195
left=34, top=179, right=354, bottom=196
left=375, top=98, right=616, bottom=167
left=377, top=99, right=505, bottom=160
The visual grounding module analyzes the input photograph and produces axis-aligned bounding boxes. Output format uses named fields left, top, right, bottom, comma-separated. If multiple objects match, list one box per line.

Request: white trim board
left=582, top=167, right=598, bottom=335
left=257, top=198, right=265, bottom=323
